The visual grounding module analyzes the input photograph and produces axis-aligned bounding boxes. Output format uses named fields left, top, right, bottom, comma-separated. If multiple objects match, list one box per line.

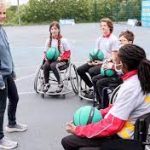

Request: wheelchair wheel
left=34, top=65, right=44, bottom=93
left=69, top=63, right=79, bottom=94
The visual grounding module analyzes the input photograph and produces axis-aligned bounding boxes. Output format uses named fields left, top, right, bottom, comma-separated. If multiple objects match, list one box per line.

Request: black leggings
left=43, top=60, right=68, bottom=84
left=77, top=63, right=101, bottom=88
left=92, top=74, right=122, bottom=108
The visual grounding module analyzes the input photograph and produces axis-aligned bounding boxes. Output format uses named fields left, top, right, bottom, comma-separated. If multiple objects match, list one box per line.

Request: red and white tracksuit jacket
left=75, top=70, right=138, bottom=138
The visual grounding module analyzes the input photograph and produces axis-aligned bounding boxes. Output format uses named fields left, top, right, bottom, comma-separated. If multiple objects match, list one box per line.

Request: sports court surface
left=3, top=23, right=150, bottom=150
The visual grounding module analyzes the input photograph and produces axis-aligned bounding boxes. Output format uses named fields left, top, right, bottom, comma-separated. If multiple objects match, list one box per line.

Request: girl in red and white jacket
left=43, top=21, right=71, bottom=93
left=61, top=44, right=150, bottom=150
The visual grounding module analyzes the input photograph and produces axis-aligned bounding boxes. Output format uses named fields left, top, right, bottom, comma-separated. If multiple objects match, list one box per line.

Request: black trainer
left=56, top=84, right=63, bottom=93
left=43, top=83, right=50, bottom=92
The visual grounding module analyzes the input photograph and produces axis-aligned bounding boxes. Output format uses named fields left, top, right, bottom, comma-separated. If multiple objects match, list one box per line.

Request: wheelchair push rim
left=69, top=63, right=79, bottom=95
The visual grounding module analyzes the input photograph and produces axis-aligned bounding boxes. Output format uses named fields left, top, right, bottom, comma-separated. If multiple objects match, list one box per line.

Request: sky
left=8, top=0, right=28, bottom=5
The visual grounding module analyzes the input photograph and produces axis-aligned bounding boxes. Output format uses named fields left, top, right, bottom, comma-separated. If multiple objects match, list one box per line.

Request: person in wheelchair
left=77, top=18, right=119, bottom=98
left=61, top=44, right=150, bottom=150
left=92, top=30, right=134, bottom=109
left=42, top=21, right=71, bottom=93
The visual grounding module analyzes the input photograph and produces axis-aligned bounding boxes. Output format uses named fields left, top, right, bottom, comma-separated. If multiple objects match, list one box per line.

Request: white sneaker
left=6, top=123, right=28, bottom=133
left=0, top=137, right=18, bottom=149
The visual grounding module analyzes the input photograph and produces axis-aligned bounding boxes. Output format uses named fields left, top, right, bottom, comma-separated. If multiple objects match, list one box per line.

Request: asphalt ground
left=2, top=23, right=150, bottom=150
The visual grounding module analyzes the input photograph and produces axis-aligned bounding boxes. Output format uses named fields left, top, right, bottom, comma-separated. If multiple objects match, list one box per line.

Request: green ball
left=89, top=49, right=104, bottom=61
left=73, top=106, right=103, bottom=126
left=97, top=51, right=104, bottom=61
left=100, top=68, right=115, bottom=77
left=89, top=54, right=93, bottom=61
left=53, top=48, right=60, bottom=60
left=46, top=47, right=60, bottom=61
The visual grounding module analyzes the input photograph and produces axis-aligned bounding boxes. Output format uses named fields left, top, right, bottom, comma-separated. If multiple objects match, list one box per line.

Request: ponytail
left=119, top=44, right=150, bottom=94
left=138, top=59, right=150, bottom=94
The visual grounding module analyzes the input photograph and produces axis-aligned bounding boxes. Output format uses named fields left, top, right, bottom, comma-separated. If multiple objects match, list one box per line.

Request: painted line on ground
left=16, top=73, right=35, bottom=82
left=18, top=91, right=35, bottom=95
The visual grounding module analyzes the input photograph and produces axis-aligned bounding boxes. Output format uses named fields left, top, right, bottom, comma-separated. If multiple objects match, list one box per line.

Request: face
left=119, top=36, right=132, bottom=46
left=0, top=4, right=6, bottom=25
left=100, top=22, right=110, bottom=35
left=115, top=54, right=123, bottom=70
left=115, top=53, right=128, bottom=74
left=50, top=25, right=59, bottom=37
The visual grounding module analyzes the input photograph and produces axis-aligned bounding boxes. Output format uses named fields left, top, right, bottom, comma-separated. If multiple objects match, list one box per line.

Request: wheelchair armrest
left=134, top=112, right=150, bottom=146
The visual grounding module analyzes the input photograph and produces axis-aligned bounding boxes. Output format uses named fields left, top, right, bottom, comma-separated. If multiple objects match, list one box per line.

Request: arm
left=60, top=50, right=71, bottom=61
left=43, top=39, right=49, bottom=60
left=75, top=113, right=125, bottom=138
left=111, top=36, right=119, bottom=62
left=100, top=104, right=113, bottom=117
left=60, top=38, right=71, bottom=61
left=43, top=38, right=50, bottom=53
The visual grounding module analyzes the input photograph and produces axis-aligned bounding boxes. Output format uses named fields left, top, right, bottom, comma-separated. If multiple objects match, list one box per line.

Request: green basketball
left=53, top=48, right=60, bottom=60
left=73, top=106, right=103, bottom=126
left=89, top=49, right=104, bottom=61
left=46, top=47, right=60, bottom=61
left=97, top=50, right=104, bottom=60
left=100, top=68, right=115, bottom=77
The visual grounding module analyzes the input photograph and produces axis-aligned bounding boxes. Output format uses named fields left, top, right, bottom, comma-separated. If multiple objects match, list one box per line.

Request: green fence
left=93, top=0, right=141, bottom=22
left=6, top=0, right=141, bottom=24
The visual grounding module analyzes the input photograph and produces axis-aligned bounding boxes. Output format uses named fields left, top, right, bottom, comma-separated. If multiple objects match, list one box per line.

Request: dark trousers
left=43, top=60, right=68, bottom=84
left=77, top=63, right=101, bottom=88
left=61, top=134, right=120, bottom=150
left=0, top=75, right=19, bottom=139
left=7, top=75, right=19, bottom=126
left=92, top=74, right=122, bottom=108
left=0, top=77, right=7, bottom=139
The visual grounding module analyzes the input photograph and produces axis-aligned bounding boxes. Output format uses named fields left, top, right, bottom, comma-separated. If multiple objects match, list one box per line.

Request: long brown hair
left=48, top=21, right=62, bottom=52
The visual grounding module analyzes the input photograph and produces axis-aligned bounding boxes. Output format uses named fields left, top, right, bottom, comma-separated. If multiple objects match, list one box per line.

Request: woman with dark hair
left=61, top=44, right=150, bottom=150
left=43, top=21, right=71, bottom=93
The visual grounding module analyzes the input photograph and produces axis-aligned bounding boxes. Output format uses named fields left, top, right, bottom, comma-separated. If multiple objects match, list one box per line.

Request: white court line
left=16, top=73, right=35, bottom=82
left=18, top=91, right=35, bottom=95
left=15, top=65, right=38, bottom=70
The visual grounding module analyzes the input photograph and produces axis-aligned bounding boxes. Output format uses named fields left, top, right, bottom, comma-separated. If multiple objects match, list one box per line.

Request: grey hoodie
left=0, top=25, right=14, bottom=88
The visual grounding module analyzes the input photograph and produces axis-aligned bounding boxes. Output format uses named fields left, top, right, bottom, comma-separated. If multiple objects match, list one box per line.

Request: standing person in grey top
left=0, top=1, right=27, bottom=149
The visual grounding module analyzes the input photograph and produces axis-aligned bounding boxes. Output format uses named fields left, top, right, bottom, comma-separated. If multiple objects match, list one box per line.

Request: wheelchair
left=78, top=77, right=94, bottom=102
left=78, top=75, right=121, bottom=109
left=34, top=61, right=79, bottom=98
